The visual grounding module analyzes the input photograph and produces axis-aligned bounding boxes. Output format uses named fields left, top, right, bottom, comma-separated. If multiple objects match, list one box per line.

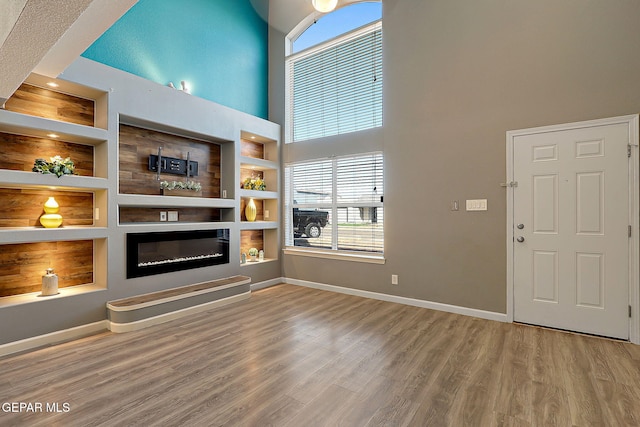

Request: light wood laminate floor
left=2, top=284, right=640, bottom=426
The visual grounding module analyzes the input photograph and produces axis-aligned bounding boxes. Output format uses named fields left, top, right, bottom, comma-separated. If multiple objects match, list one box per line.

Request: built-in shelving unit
left=0, top=59, right=282, bottom=348
left=238, top=131, right=280, bottom=264
left=0, top=78, right=109, bottom=300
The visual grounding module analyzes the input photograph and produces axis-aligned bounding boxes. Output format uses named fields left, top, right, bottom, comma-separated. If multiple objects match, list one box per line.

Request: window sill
left=283, top=248, right=385, bottom=264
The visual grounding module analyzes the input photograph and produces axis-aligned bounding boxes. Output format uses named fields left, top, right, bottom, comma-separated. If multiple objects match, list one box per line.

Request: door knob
left=517, top=223, right=524, bottom=229
left=516, top=236, right=525, bottom=242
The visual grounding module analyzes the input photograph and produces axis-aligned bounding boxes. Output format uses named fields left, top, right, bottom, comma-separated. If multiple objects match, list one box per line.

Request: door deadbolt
left=517, top=223, right=524, bottom=229
left=516, top=236, right=525, bottom=242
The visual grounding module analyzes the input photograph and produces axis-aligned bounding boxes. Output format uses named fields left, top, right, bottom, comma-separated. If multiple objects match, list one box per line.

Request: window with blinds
left=286, top=21, right=383, bottom=143
left=285, top=152, right=384, bottom=255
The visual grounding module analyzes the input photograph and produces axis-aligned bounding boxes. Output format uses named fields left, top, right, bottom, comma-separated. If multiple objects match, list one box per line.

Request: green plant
left=248, top=247, right=259, bottom=257
left=32, top=156, right=75, bottom=178
left=160, top=180, right=202, bottom=192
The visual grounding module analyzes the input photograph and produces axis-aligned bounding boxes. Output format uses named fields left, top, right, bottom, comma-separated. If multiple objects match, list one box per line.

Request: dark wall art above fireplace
left=126, top=229, right=230, bottom=278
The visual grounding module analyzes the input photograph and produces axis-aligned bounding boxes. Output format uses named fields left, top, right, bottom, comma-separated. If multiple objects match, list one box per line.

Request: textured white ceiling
left=0, top=0, right=135, bottom=106
left=0, top=0, right=94, bottom=104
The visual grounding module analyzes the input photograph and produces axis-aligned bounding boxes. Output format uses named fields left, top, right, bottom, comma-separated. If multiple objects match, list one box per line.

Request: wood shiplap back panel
left=119, top=125, right=221, bottom=197
left=0, top=189, right=94, bottom=228
left=4, top=84, right=95, bottom=127
left=0, top=240, right=94, bottom=297
left=240, top=230, right=264, bottom=257
left=240, top=139, right=264, bottom=159
left=0, top=132, right=94, bottom=175
left=119, top=207, right=221, bottom=223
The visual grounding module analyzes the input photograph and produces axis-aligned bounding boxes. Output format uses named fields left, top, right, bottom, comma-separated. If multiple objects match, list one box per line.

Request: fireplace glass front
left=126, top=229, right=230, bottom=278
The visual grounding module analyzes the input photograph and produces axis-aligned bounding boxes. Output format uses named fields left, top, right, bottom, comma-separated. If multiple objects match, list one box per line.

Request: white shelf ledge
left=239, top=189, right=278, bottom=200
left=240, top=221, right=278, bottom=230
left=0, top=283, right=106, bottom=308
left=0, top=170, right=108, bottom=191
left=240, top=156, right=278, bottom=171
left=0, top=227, right=108, bottom=244
left=0, top=109, right=108, bottom=145
left=117, top=222, right=235, bottom=232
left=118, top=194, right=235, bottom=208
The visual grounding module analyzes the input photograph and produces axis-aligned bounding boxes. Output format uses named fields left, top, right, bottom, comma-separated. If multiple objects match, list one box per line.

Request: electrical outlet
left=168, top=211, right=178, bottom=222
left=466, top=199, right=488, bottom=211
left=160, top=211, right=167, bottom=221
left=392, top=274, right=398, bottom=285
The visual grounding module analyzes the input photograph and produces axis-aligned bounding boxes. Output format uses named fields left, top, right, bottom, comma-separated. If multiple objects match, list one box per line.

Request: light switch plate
left=466, top=199, right=488, bottom=211
left=168, top=211, right=178, bottom=222
left=160, top=211, right=167, bottom=221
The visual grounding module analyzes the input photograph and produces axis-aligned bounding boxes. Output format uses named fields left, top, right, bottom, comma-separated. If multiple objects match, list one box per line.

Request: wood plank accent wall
left=240, top=230, right=264, bottom=258
left=119, top=207, right=221, bottom=223
left=0, top=240, right=94, bottom=297
left=4, top=84, right=95, bottom=127
left=0, top=189, right=94, bottom=227
left=0, top=131, right=94, bottom=175
left=240, top=198, right=264, bottom=221
left=240, top=139, right=264, bottom=159
left=119, top=125, right=221, bottom=197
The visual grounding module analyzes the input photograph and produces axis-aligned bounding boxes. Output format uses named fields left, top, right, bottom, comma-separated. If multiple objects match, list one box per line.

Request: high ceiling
left=0, top=0, right=364, bottom=105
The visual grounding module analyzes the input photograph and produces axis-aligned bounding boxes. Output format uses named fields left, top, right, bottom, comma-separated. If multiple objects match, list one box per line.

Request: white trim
left=250, top=277, right=285, bottom=291
left=106, top=277, right=251, bottom=312
left=285, top=278, right=507, bottom=323
left=0, top=320, right=109, bottom=357
left=506, top=114, right=640, bottom=344
left=108, top=291, right=251, bottom=333
left=629, top=116, right=640, bottom=344
left=283, top=248, right=385, bottom=264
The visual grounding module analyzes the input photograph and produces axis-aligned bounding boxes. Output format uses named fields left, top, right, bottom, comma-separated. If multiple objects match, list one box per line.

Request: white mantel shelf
left=118, top=194, right=235, bottom=209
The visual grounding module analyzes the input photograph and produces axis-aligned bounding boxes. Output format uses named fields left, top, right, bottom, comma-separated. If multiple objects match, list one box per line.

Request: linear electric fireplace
left=126, top=229, right=230, bottom=278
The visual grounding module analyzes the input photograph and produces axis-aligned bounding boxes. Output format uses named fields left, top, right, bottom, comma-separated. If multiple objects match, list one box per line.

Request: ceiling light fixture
left=47, top=133, right=59, bottom=139
left=46, top=82, right=59, bottom=88
left=312, top=0, right=338, bottom=13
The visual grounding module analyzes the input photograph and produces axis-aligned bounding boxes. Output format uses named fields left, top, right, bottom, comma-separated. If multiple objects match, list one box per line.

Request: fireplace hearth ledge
left=107, top=275, right=250, bottom=333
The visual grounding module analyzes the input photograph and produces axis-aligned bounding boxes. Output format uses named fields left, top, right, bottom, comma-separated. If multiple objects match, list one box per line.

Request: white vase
left=41, top=268, right=59, bottom=296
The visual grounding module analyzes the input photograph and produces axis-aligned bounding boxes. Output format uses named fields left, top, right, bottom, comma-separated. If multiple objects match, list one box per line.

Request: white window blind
left=287, top=21, right=383, bottom=143
left=285, top=152, right=384, bottom=254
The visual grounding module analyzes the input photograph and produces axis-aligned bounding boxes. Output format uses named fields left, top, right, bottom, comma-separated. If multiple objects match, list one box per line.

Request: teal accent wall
left=82, top=0, right=268, bottom=118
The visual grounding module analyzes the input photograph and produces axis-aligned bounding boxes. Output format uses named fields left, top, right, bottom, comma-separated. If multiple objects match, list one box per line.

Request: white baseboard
left=108, top=291, right=251, bottom=333
left=284, top=278, right=508, bottom=323
left=0, top=320, right=109, bottom=358
left=251, top=277, right=285, bottom=291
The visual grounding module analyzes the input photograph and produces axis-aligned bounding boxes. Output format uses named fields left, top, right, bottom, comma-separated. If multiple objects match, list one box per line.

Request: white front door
left=511, top=121, right=631, bottom=339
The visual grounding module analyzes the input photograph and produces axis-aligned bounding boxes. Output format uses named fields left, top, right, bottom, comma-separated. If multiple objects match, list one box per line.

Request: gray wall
left=274, top=0, right=640, bottom=313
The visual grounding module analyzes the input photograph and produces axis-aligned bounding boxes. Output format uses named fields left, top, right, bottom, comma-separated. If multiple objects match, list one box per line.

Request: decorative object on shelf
left=242, top=175, right=266, bottom=191
left=245, top=198, right=257, bottom=221
left=32, top=156, right=75, bottom=178
left=241, top=253, right=246, bottom=264
left=259, top=250, right=264, bottom=261
left=248, top=247, right=258, bottom=262
left=41, top=268, right=59, bottom=296
left=167, top=80, right=191, bottom=94
left=39, top=196, right=63, bottom=228
left=160, top=180, right=202, bottom=197
left=313, top=0, right=338, bottom=13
